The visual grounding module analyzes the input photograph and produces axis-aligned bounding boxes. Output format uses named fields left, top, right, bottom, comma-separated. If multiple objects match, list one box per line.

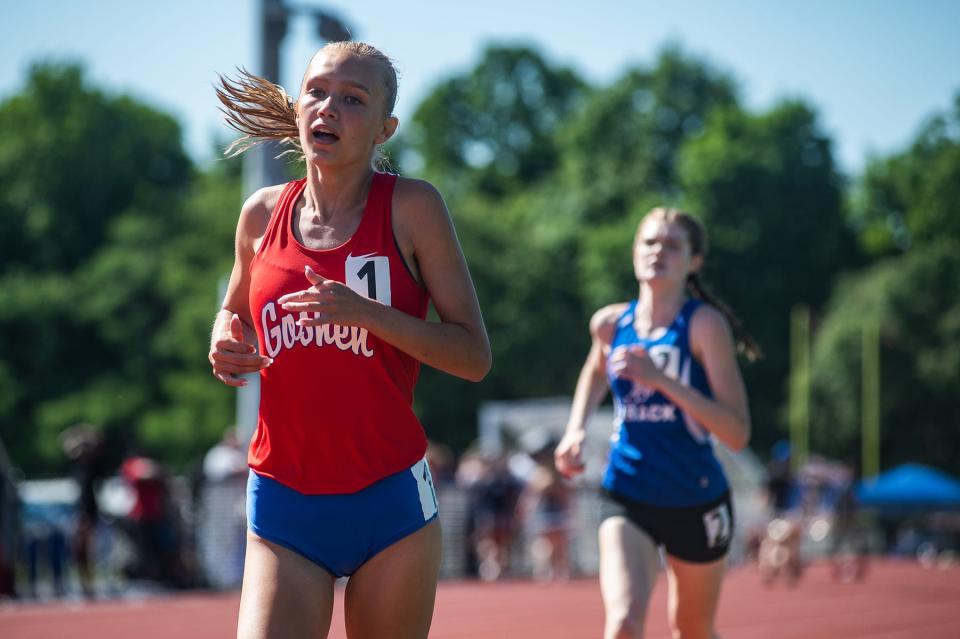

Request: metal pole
left=789, top=305, right=810, bottom=473
left=861, top=320, right=880, bottom=479
left=237, top=0, right=288, bottom=443
left=243, top=0, right=289, bottom=199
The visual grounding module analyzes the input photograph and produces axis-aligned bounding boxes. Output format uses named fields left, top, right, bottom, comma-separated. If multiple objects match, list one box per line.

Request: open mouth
left=312, top=129, right=340, bottom=143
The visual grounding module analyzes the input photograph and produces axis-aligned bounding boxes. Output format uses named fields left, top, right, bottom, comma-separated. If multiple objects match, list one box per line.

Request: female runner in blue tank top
left=555, top=207, right=761, bottom=639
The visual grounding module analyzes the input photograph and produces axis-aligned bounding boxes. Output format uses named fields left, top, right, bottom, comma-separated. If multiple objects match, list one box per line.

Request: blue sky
left=2, top=0, right=958, bottom=174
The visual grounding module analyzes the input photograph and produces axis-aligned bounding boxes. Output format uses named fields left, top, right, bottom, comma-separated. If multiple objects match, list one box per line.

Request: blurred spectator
left=455, top=450, right=486, bottom=577
left=893, top=520, right=923, bottom=557
left=60, top=423, right=109, bottom=597
left=758, top=515, right=803, bottom=586
left=519, top=439, right=572, bottom=581
left=758, top=442, right=803, bottom=585
left=426, top=440, right=456, bottom=487
left=765, top=440, right=795, bottom=515
left=198, top=429, right=247, bottom=589
left=457, top=450, right=524, bottom=580
left=119, top=453, right=186, bottom=587
left=21, top=498, right=69, bottom=598
left=0, top=436, right=18, bottom=598
left=829, top=470, right=869, bottom=582
left=203, top=430, right=247, bottom=482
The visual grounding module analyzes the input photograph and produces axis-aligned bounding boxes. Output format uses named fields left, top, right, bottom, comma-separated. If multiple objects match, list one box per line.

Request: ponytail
left=215, top=68, right=300, bottom=159
left=687, top=272, right=764, bottom=361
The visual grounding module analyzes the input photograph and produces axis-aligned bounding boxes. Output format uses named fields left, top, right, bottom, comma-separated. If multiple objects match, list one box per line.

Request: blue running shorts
left=247, top=458, right=439, bottom=577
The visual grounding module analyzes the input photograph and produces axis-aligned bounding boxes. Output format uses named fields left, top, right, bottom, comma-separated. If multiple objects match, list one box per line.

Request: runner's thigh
left=343, top=518, right=442, bottom=639
left=237, top=531, right=336, bottom=639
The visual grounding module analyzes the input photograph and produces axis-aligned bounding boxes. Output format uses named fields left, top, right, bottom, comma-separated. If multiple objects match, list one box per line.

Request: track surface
left=3, top=560, right=959, bottom=638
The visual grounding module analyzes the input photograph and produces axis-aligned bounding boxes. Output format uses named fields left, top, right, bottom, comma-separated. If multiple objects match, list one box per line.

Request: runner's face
left=633, top=218, right=700, bottom=285
left=296, top=51, right=396, bottom=167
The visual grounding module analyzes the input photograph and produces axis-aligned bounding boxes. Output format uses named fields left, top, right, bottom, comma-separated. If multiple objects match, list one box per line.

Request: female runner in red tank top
left=208, top=42, right=491, bottom=639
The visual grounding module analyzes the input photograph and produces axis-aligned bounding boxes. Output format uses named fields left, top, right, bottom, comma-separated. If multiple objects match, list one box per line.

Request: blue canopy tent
left=857, top=464, right=960, bottom=511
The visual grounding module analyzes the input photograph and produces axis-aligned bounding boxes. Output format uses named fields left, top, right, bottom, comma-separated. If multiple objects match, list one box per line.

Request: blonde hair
left=315, top=41, right=398, bottom=116
left=638, top=207, right=763, bottom=362
left=216, top=41, right=398, bottom=162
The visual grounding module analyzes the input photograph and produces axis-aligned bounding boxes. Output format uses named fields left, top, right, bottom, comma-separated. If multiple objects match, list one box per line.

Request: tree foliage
left=852, top=94, right=960, bottom=256
left=403, top=45, right=587, bottom=198
left=0, top=64, right=191, bottom=273
left=0, top=63, right=239, bottom=474
left=808, top=240, right=960, bottom=474
left=809, top=93, right=960, bottom=473
left=678, top=100, right=859, bottom=453
left=557, top=46, right=739, bottom=224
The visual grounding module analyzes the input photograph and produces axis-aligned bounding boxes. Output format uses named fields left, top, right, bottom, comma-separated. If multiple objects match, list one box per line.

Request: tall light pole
left=243, top=1, right=352, bottom=197
left=242, top=0, right=289, bottom=195
left=236, top=1, right=352, bottom=442
left=789, top=305, right=811, bottom=473
left=861, top=320, right=881, bottom=479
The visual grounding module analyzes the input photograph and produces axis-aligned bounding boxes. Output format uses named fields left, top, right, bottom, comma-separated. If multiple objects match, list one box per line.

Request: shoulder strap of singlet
left=256, top=178, right=307, bottom=256
left=618, top=300, right=638, bottom=325
left=679, top=298, right=702, bottom=324
left=367, top=172, right=422, bottom=283
left=610, top=300, right=638, bottom=344
left=368, top=172, right=398, bottom=241
left=676, top=298, right=703, bottom=350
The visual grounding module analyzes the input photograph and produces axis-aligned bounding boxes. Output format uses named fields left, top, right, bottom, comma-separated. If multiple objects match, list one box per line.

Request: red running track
left=2, top=560, right=959, bottom=638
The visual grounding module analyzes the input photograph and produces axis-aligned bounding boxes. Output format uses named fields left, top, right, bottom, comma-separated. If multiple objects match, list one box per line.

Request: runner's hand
left=555, top=430, right=586, bottom=479
left=278, top=265, right=374, bottom=328
left=209, top=313, right=272, bottom=387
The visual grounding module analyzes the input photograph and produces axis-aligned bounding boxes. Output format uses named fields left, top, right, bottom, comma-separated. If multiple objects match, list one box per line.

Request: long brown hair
left=215, top=41, right=399, bottom=162
left=639, top=207, right=763, bottom=361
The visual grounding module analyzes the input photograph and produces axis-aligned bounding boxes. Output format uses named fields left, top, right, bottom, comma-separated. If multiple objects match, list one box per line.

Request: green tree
left=808, top=240, right=960, bottom=474
left=415, top=185, right=587, bottom=451
left=0, top=63, right=191, bottom=273
left=402, top=44, right=587, bottom=198
left=559, top=46, right=745, bottom=321
left=809, top=93, right=960, bottom=473
left=678, top=101, right=860, bottom=455
left=852, top=92, right=960, bottom=256
left=0, top=63, right=239, bottom=474
left=395, top=45, right=592, bottom=447
left=557, top=46, right=739, bottom=225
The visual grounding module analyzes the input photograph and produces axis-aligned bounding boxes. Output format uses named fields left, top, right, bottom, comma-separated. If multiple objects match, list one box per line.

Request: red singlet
left=248, top=173, right=430, bottom=494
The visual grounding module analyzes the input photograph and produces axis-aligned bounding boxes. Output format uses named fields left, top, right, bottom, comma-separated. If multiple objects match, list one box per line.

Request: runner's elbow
left=462, top=348, right=492, bottom=382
